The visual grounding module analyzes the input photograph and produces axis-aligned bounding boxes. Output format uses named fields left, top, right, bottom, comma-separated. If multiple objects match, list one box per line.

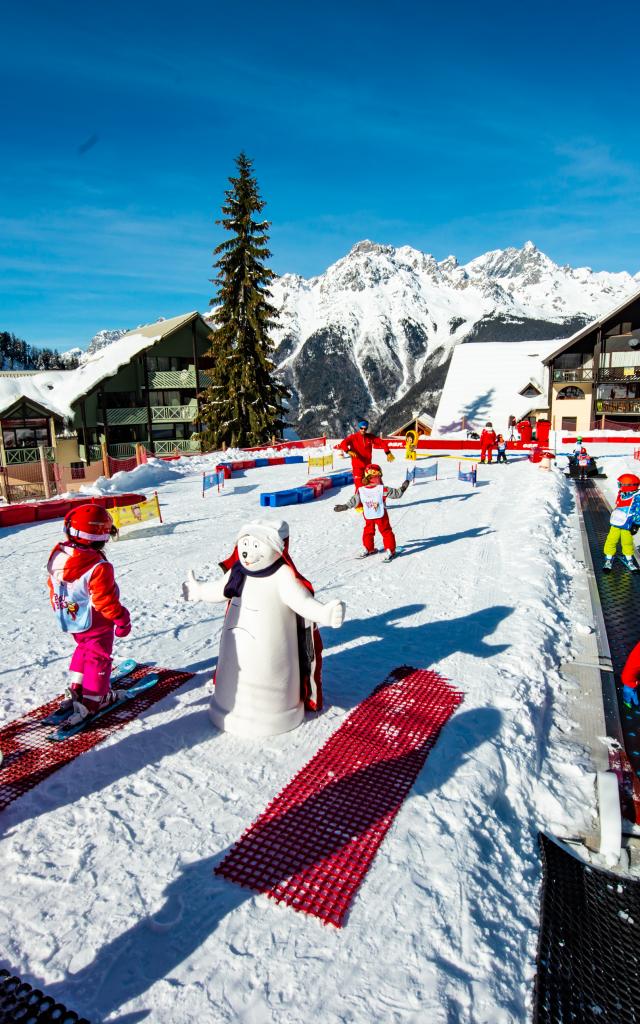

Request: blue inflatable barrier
left=284, top=455, right=305, bottom=464
left=260, top=489, right=302, bottom=508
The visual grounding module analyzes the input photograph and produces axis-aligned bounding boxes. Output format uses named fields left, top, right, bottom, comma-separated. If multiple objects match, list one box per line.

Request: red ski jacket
left=480, top=429, right=497, bottom=448
left=622, top=641, right=640, bottom=690
left=47, top=543, right=127, bottom=624
left=336, top=432, right=390, bottom=470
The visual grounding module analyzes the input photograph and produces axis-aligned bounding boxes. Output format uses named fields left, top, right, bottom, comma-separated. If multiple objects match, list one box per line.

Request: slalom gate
left=0, top=969, right=90, bottom=1024
left=0, top=666, right=193, bottom=812
left=216, top=667, right=463, bottom=926
left=109, top=492, right=162, bottom=532
left=307, top=453, right=334, bottom=473
left=457, top=463, right=477, bottom=486
left=534, top=833, right=640, bottom=1023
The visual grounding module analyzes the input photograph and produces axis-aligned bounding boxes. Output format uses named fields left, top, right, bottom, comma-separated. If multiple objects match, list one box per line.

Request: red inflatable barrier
left=0, top=493, right=147, bottom=530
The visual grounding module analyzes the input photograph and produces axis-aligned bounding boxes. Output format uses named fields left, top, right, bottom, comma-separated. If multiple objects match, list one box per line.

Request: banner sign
left=457, top=464, right=477, bottom=486
left=110, top=492, right=163, bottom=530
left=308, top=454, right=334, bottom=472
left=202, top=469, right=223, bottom=496
left=406, top=462, right=438, bottom=484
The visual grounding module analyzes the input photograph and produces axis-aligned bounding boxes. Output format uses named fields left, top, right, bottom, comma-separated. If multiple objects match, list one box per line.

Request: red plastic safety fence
left=216, top=667, right=463, bottom=926
left=0, top=667, right=193, bottom=812
left=108, top=454, right=137, bottom=475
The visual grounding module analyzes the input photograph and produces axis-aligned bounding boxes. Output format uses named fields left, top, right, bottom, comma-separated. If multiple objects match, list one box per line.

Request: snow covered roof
left=0, top=311, right=206, bottom=421
left=433, top=340, right=559, bottom=435
left=543, top=285, right=640, bottom=364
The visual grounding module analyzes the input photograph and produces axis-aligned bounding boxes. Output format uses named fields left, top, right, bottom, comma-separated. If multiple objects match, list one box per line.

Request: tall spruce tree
left=199, top=153, right=289, bottom=449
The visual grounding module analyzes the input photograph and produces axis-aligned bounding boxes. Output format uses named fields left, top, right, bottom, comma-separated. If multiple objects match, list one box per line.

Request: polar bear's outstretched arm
left=182, top=569, right=230, bottom=604
left=278, top=568, right=346, bottom=628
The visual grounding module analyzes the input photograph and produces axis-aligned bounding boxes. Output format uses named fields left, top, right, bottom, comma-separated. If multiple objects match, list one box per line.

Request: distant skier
left=480, top=422, right=497, bottom=464
left=336, top=419, right=394, bottom=491
left=496, top=434, right=508, bottom=464
left=603, top=473, right=640, bottom=572
left=47, top=504, right=132, bottom=726
left=577, top=446, right=590, bottom=481
left=333, top=462, right=409, bottom=562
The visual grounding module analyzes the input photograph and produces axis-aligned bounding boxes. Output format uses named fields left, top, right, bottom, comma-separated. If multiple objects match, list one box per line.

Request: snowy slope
left=0, top=454, right=596, bottom=1023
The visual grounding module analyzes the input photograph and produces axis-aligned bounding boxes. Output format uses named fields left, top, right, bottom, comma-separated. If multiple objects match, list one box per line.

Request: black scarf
left=223, top=557, right=285, bottom=599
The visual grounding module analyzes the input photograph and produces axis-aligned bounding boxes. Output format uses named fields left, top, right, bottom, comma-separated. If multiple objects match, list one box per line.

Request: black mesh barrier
left=576, top=480, right=640, bottom=784
left=0, top=970, right=90, bottom=1024
left=535, top=833, right=640, bottom=1024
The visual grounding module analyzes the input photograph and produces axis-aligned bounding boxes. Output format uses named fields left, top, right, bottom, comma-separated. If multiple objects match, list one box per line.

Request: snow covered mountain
left=270, top=240, right=640, bottom=435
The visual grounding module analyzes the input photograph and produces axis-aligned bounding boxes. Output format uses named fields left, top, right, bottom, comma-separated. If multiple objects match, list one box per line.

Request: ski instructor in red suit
left=336, top=419, right=394, bottom=490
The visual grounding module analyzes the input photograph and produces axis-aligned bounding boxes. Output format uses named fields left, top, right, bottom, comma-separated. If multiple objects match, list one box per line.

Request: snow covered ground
left=0, top=451, right=600, bottom=1023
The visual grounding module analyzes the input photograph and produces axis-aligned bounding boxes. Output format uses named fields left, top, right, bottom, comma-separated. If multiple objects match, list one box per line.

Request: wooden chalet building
left=544, top=288, right=640, bottom=434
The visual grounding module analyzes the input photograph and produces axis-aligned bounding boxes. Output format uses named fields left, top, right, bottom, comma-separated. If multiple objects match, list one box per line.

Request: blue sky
left=2, top=0, right=640, bottom=349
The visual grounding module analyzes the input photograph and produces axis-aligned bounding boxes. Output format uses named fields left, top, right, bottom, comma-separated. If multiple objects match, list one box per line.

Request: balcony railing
left=2, top=446, right=55, bottom=465
left=151, top=439, right=201, bottom=455
left=597, top=366, right=640, bottom=382
left=151, top=403, right=198, bottom=422
left=552, top=367, right=593, bottom=382
left=595, top=399, right=640, bottom=415
left=147, top=369, right=213, bottom=389
left=103, top=403, right=198, bottom=426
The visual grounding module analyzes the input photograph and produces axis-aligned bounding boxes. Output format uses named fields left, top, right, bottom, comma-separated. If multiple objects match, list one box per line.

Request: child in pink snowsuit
left=47, top=504, right=131, bottom=722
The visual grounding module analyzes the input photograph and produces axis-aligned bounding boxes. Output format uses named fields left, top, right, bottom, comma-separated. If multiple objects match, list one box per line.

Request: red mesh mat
left=0, top=667, right=193, bottom=812
left=216, top=666, right=463, bottom=926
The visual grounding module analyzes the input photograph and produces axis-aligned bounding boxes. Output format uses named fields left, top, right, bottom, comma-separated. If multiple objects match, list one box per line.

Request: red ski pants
left=480, top=444, right=494, bottom=463
left=363, top=512, right=396, bottom=554
left=69, top=624, right=114, bottom=699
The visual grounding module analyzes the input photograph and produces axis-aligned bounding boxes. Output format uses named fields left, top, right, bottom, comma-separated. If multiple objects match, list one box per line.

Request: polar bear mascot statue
left=182, top=519, right=346, bottom=737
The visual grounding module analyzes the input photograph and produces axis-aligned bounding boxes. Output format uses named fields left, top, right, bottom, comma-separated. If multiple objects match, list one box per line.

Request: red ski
left=216, top=666, right=463, bottom=926
left=0, top=665, right=193, bottom=812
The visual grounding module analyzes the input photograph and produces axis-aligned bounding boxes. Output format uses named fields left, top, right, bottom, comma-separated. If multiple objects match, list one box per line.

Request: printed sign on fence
left=110, top=492, right=162, bottom=531
left=202, top=470, right=223, bottom=496
left=457, top=463, right=477, bottom=486
left=308, top=453, right=334, bottom=473
left=406, top=461, right=438, bottom=484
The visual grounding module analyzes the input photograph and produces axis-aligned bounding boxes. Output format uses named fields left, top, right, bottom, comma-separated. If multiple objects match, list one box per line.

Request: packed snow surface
left=0, top=451, right=598, bottom=1022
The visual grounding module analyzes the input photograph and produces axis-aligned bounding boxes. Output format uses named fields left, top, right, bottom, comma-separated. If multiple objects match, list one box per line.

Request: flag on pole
left=109, top=492, right=163, bottom=530
left=202, top=469, right=223, bottom=496
left=406, top=461, right=438, bottom=484
left=457, top=463, right=477, bottom=486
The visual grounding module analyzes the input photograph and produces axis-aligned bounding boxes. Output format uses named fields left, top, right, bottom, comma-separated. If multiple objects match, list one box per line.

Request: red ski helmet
left=618, top=473, right=640, bottom=491
left=64, top=504, right=117, bottom=546
left=363, top=463, right=383, bottom=482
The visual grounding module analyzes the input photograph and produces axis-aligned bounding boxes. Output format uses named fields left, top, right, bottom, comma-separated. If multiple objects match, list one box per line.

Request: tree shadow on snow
left=321, top=601, right=513, bottom=710
left=42, top=703, right=502, bottom=1022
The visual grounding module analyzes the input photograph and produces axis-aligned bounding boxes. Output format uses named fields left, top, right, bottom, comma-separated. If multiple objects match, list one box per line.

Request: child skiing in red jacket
left=333, top=463, right=409, bottom=562
left=47, top=504, right=131, bottom=727
left=480, top=422, right=497, bottom=464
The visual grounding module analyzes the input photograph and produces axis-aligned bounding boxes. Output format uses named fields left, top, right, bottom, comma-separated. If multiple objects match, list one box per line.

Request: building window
left=561, top=417, right=577, bottom=431
left=2, top=418, right=50, bottom=449
left=70, top=462, right=86, bottom=480
left=557, top=386, right=585, bottom=400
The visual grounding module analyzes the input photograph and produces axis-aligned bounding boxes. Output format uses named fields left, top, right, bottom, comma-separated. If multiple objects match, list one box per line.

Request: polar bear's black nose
left=241, top=550, right=248, bottom=559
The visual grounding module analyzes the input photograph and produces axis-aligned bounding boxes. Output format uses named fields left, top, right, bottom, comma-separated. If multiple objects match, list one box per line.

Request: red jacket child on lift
left=336, top=419, right=394, bottom=490
left=333, top=463, right=409, bottom=562
left=47, top=504, right=131, bottom=728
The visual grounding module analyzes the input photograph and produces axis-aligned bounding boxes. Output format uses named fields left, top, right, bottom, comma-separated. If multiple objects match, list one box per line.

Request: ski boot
left=603, top=556, right=613, bottom=573
left=357, top=548, right=375, bottom=559
left=61, top=688, right=127, bottom=730
left=621, top=555, right=639, bottom=572
left=383, top=550, right=396, bottom=563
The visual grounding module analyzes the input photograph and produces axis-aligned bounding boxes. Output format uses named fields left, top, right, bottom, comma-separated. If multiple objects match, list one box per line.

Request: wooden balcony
left=147, top=369, right=213, bottom=389
left=552, top=367, right=593, bottom=382
left=103, top=403, right=199, bottom=426
left=597, top=366, right=640, bottom=382
left=595, top=399, right=640, bottom=415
